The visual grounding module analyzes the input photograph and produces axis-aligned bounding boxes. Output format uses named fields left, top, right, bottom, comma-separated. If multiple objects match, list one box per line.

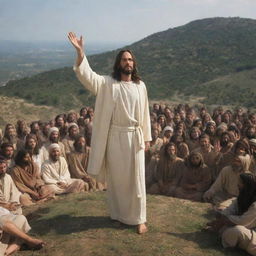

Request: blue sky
left=1, top=0, right=256, bottom=44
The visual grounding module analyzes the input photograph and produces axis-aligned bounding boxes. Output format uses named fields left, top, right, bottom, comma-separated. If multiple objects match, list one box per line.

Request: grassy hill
left=1, top=17, right=256, bottom=110
left=0, top=96, right=62, bottom=126
left=192, top=68, right=256, bottom=108
left=19, top=192, right=246, bottom=256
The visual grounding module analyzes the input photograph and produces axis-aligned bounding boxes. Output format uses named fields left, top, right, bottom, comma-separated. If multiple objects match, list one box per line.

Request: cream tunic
left=74, top=56, right=151, bottom=225
left=221, top=200, right=256, bottom=255
left=107, top=81, right=146, bottom=225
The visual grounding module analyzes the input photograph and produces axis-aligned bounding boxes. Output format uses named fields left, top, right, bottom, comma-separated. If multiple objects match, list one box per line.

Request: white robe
left=74, top=55, right=152, bottom=225
left=0, top=174, right=21, bottom=203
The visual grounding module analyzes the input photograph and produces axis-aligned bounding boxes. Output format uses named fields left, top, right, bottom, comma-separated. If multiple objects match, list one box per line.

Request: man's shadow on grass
left=27, top=207, right=133, bottom=235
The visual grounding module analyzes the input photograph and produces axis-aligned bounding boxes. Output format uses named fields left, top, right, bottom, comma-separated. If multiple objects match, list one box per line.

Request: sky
left=1, top=0, right=256, bottom=44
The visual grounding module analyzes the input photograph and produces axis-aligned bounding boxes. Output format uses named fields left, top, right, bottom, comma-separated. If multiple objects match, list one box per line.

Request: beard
left=50, top=137, right=59, bottom=143
left=167, top=154, right=176, bottom=161
left=75, top=145, right=85, bottom=153
left=120, top=66, right=133, bottom=75
left=0, top=172, right=5, bottom=178
left=21, top=160, right=30, bottom=166
left=8, top=135, right=17, bottom=143
left=220, top=140, right=229, bottom=147
left=190, top=160, right=202, bottom=168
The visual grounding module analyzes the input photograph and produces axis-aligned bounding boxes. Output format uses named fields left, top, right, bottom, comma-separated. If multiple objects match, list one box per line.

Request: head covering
left=217, top=122, right=228, bottom=130
left=68, top=122, right=79, bottom=129
left=48, top=143, right=60, bottom=152
left=206, top=121, right=216, bottom=127
left=186, top=152, right=204, bottom=168
left=249, top=139, right=256, bottom=147
left=162, top=126, right=173, bottom=136
left=238, top=154, right=251, bottom=172
left=48, top=127, right=59, bottom=137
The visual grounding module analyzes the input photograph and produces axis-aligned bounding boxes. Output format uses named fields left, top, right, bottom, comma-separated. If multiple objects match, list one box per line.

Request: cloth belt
left=110, top=124, right=145, bottom=198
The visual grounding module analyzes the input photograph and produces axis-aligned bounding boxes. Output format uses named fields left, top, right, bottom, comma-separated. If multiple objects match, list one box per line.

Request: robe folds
left=221, top=200, right=256, bottom=256
left=0, top=174, right=21, bottom=204
left=41, top=156, right=86, bottom=194
left=0, top=210, right=31, bottom=255
left=74, top=56, right=151, bottom=225
left=11, top=163, right=54, bottom=204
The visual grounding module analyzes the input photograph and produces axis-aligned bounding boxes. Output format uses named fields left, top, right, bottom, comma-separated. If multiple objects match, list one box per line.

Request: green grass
left=17, top=192, right=248, bottom=256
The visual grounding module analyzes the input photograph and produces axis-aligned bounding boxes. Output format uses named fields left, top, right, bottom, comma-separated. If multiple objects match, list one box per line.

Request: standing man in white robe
left=68, top=32, right=152, bottom=234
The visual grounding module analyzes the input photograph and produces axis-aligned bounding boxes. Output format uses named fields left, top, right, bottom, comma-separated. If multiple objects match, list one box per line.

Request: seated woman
left=206, top=173, right=256, bottom=256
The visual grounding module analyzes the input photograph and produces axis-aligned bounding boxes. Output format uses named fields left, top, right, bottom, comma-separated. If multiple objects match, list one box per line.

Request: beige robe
left=0, top=211, right=31, bottom=255
left=41, top=156, right=86, bottom=194
left=0, top=174, right=21, bottom=204
left=74, top=55, right=151, bottom=225
left=174, top=162, right=212, bottom=201
left=11, top=163, right=54, bottom=205
left=148, top=156, right=184, bottom=196
left=145, top=137, right=163, bottom=165
left=67, top=149, right=104, bottom=191
left=193, top=147, right=221, bottom=180
left=221, top=200, right=256, bottom=256
left=62, top=136, right=75, bottom=154
left=204, top=165, right=249, bottom=207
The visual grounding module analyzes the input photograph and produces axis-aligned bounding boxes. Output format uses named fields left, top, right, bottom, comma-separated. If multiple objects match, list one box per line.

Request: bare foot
left=27, top=238, right=45, bottom=250
left=5, top=243, right=20, bottom=255
left=137, top=223, right=148, bottom=234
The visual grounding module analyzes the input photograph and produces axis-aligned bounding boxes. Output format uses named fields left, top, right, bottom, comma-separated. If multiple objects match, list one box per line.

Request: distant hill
left=190, top=68, right=256, bottom=108
left=0, top=95, right=61, bottom=126
left=1, top=17, right=256, bottom=110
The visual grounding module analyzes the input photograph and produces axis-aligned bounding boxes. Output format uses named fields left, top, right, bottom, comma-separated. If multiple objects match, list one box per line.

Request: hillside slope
left=1, top=17, right=256, bottom=109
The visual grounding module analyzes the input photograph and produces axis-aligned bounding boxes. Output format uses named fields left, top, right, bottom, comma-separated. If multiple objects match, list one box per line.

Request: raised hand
left=68, top=32, right=84, bottom=52
left=68, top=32, right=84, bottom=65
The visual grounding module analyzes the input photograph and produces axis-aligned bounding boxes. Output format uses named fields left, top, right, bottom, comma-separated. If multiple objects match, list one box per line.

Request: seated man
left=144, top=128, right=163, bottom=165
left=205, top=173, right=256, bottom=256
left=67, top=136, right=104, bottom=191
left=11, top=150, right=55, bottom=206
left=62, top=123, right=79, bottom=154
left=147, top=143, right=184, bottom=196
left=0, top=143, right=15, bottom=174
left=203, top=155, right=251, bottom=208
left=0, top=207, right=45, bottom=255
left=41, top=127, right=66, bottom=163
left=0, top=159, right=22, bottom=214
left=174, top=152, right=212, bottom=201
left=42, top=144, right=87, bottom=194
left=193, top=134, right=221, bottom=180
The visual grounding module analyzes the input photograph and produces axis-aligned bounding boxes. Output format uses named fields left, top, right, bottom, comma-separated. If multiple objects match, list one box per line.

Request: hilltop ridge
left=1, top=17, right=256, bottom=110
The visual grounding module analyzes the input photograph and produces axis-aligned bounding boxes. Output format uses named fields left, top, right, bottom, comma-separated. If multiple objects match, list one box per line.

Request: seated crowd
left=0, top=104, right=256, bottom=254
left=0, top=108, right=103, bottom=255
left=146, top=103, right=256, bottom=255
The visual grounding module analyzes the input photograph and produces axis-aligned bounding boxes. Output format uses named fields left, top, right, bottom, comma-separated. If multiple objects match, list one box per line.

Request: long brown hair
left=112, top=50, right=141, bottom=83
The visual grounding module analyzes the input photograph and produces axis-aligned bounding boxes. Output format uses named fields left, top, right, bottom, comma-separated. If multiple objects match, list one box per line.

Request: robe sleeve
left=142, top=84, right=152, bottom=142
left=196, top=166, right=212, bottom=192
left=205, top=166, right=227, bottom=194
left=34, top=163, right=45, bottom=188
left=59, top=157, right=71, bottom=183
left=41, top=162, right=59, bottom=185
left=8, top=176, right=21, bottom=203
left=73, top=55, right=106, bottom=96
left=11, top=168, right=36, bottom=196
left=227, top=203, right=256, bottom=227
